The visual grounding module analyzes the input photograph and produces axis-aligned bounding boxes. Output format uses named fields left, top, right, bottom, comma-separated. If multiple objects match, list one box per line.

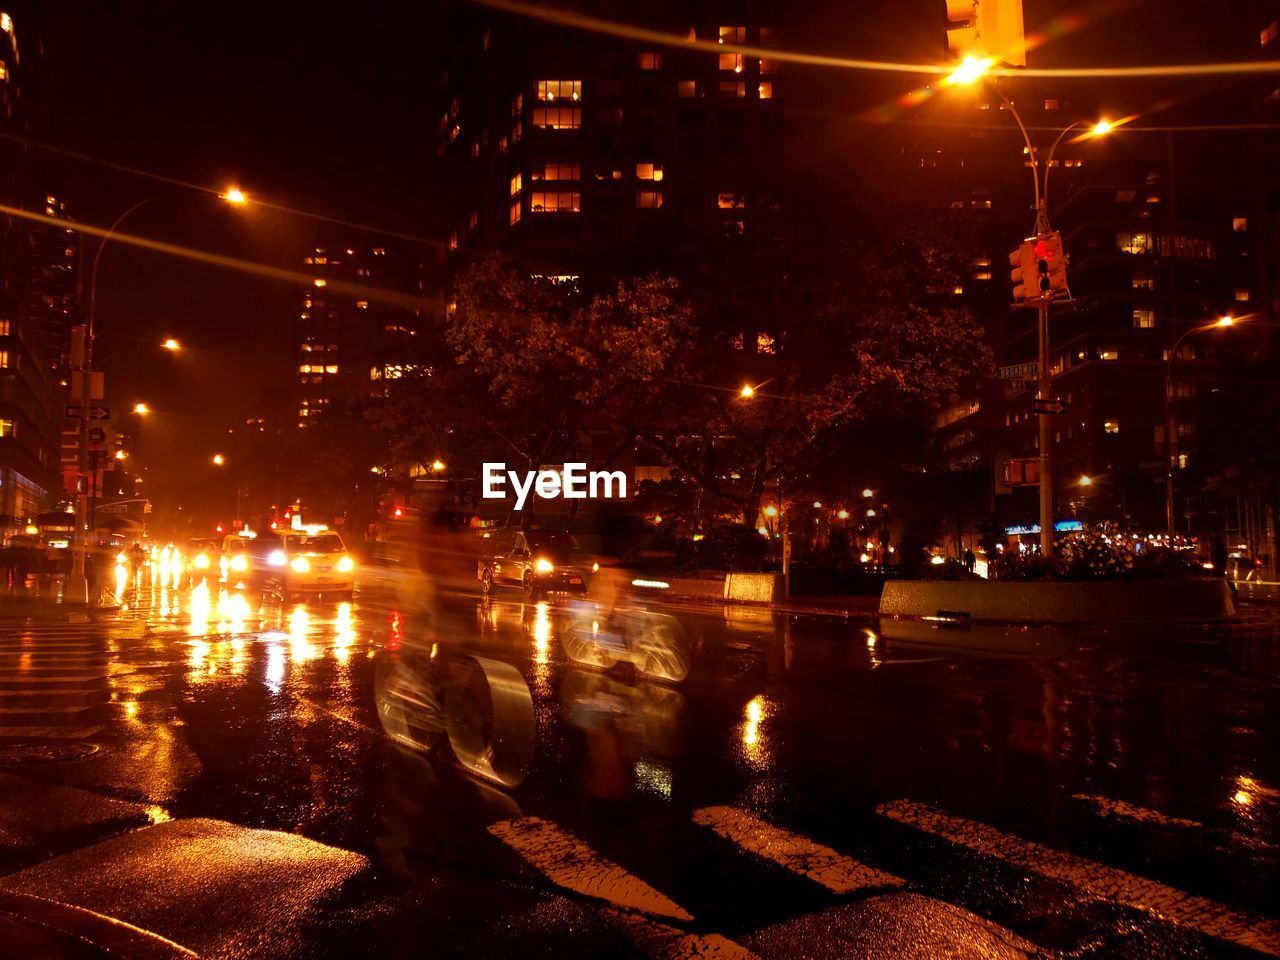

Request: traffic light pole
left=1036, top=292, right=1053, bottom=557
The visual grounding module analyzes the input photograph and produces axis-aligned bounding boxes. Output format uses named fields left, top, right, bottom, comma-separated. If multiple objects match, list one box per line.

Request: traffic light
left=944, top=0, right=1026, bottom=66
left=1009, top=239, right=1037, bottom=302
left=1034, top=231, right=1068, bottom=297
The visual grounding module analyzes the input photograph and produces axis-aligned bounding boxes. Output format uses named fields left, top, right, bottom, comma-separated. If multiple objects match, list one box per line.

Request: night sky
left=7, top=0, right=1253, bottom=513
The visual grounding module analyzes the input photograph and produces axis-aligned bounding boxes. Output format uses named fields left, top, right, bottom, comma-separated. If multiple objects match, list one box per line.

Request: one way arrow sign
left=1032, top=398, right=1069, bottom=416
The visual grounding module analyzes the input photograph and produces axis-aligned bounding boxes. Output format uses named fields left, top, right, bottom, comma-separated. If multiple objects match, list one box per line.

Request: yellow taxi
left=273, top=527, right=356, bottom=601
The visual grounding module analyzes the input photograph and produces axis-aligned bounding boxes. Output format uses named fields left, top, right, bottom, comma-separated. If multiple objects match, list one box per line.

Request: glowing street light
left=1079, top=475, right=1094, bottom=487
left=114, top=450, right=127, bottom=461
left=431, top=459, right=446, bottom=472
left=946, top=55, right=994, bottom=86
left=162, top=338, right=181, bottom=351
left=862, top=488, right=875, bottom=498
left=1216, top=315, right=1235, bottom=327
left=212, top=453, right=226, bottom=466
left=133, top=402, right=151, bottom=415
left=1090, top=119, right=1114, bottom=137
left=220, top=187, right=248, bottom=205
left=763, top=505, right=778, bottom=518
left=313, top=278, right=327, bottom=288
left=739, top=384, right=755, bottom=399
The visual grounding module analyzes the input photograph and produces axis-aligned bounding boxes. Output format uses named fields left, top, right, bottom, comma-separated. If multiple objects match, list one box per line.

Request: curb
left=0, top=889, right=198, bottom=959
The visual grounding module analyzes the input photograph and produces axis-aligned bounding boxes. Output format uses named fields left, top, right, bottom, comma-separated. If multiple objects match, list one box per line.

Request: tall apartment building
left=295, top=241, right=420, bottom=428
left=0, top=7, right=67, bottom=531
left=433, top=1, right=785, bottom=276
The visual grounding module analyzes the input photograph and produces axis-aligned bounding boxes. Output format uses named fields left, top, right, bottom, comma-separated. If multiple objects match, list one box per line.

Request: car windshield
left=290, top=535, right=345, bottom=554
left=524, top=531, right=577, bottom=562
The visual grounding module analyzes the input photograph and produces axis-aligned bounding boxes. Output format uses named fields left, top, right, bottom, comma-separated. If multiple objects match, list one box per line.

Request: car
left=184, top=537, right=222, bottom=585
left=478, top=529, right=592, bottom=598
left=218, top=531, right=283, bottom=596
left=274, top=529, right=356, bottom=601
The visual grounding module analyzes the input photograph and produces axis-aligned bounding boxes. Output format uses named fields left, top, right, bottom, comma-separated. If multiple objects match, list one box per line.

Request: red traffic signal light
left=1035, top=231, right=1068, bottom=296
left=392, top=506, right=404, bottom=518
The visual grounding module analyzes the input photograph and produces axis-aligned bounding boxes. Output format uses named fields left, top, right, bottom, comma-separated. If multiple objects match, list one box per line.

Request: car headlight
left=268, top=550, right=286, bottom=567
left=193, top=553, right=210, bottom=570
left=290, top=556, right=310, bottom=573
left=534, top=557, right=554, bottom=574
left=592, top=562, right=599, bottom=573
left=336, top=555, right=355, bottom=573
left=230, top=555, right=249, bottom=572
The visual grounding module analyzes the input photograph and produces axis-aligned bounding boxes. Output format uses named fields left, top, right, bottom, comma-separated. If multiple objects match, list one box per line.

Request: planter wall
left=879, top=578, right=1234, bottom=623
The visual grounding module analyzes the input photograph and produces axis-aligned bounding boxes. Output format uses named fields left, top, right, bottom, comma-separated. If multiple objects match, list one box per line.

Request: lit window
left=530, top=191, right=581, bottom=212
left=531, top=162, right=580, bottom=180
left=636, top=190, right=663, bottom=209
left=717, top=192, right=744, bottom=209
left=0, top=62, right=7, bottom=82
left=1115, top=189, right=1136, bottom=203
left=1233, top=217, right=1248, bottom=232
left=1103, top=420, right=1120, bottom=434
left=1044, top=98, right=1060, bottom=110
left=758, top=82, right=773, bottom=99
left=1117, top=232, right=1151, bottom=255
left=678, top=80, right=698, bottom=97
left=0, top=418, right=13, bottom=436
left=536, top=80, right=582, bottom=101
left=531, top=106, right=582, bottom=130
left=638, top=52, right=663, bottom=70
left=636, top=162, right=663, bottom=181
left=1235, top=288, right=1251, bottom=302
left=448, top=232, right=458, bottom=251
left=0, top=320, right=8, bottom=335
left=719, top=81, right=746, bottom=97
left=759, top=58, right=777, bottom=75
left=510, top=200, right=522, bottom=225
left=718, top=25, right=746, bottom=43
left=1098, top=347, right=1119, bottom=360
left=510, top=173, right=522, bottom=196
left=356, top=300, right=369, bottom=310
left=1132, top=307, right=1156, bottom=329
left=719, top=53, right=744, bottom=72
left=325, top=365, right=339, bottom=374
left=1132, top=271, right=1155, bottom=290
left=298, top=364, right=313, bottom=374
left=0, top=350, right=8, bottom=368
left=756, top=332, right=775, bottom=354
left=1264, top=21, right=1279, bottom=46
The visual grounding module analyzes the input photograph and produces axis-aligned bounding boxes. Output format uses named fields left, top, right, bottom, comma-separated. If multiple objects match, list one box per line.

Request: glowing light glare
left=162, top=338, right=181, bottom=351
left=212, top=453, right=226, bottom=466
left=114, top=449, right=127, bottom=460
left=532, top=601, right=551, bottom=663
left=313, top=278, right=327, bottom=288
left=930, top=555, right=947, bottom=565
left=1079, top=474, right=1094, bottom=486
left=220, top=187, right=247, bottom=204
left=763, top=505, right=778, bottom=518
left=837, top=509, right=850, bottom=520
left=534, top=557, right=554, bottom=574
left=431, top=459, right=446, bottom=471
left=1090, top=119, right=1114, bottom=137
left=1217, top=315, right=1235, bottom=327
left=739, top=384, right=755, bottom=398
left=290, top=556, right=311, bottom=574
left=946, top=55, right=994, bottom=86
left=862, top=488, right=875, bottom=498
left=133, top=402, right=151, bottom=415
left=337, top=555, right=355, bottom=573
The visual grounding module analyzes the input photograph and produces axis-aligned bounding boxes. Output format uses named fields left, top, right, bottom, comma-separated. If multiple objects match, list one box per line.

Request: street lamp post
left=65, top=189, right=246, bottom=603
left=978, top=80, right=1113, bottom=556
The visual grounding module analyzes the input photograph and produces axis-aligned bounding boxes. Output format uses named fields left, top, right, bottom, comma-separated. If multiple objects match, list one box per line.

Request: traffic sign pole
left=1036, top=248, right=1053, bottom=558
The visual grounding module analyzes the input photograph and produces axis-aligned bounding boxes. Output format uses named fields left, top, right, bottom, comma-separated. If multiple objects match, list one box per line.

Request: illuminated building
left=295, top=241, right=421, bottom=428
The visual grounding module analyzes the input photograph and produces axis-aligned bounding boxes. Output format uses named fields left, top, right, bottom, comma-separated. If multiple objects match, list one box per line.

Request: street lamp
left=212, top=453, right=226, bottom=466
left=945, top=55, right=994, bottom=86
left=1164, top=315, right=1242, bottom=536
left=967, top=73, right=1117, bottom=556
left=162, top=338, right=181, bottom=351
left=1078, top=475, right=1093, bottom=487
left=66, top=187, right=248, bottom=604
left=739, top=384, right=755, bottom=399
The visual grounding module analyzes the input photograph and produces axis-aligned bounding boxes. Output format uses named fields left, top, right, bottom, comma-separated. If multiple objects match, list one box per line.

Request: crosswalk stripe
left=489, top=816, right=693, bottom=922
left=879, top=799, right=1280, bottom=956
left=692, top=806, right=904, bottom=894
left=1072, top=794, right=1202, bottom=831
left=600, top=908, right=757, bottom=960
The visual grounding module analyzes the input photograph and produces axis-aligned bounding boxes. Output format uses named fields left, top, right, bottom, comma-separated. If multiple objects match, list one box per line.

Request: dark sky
left=7, top=0, right=1256, bottom=510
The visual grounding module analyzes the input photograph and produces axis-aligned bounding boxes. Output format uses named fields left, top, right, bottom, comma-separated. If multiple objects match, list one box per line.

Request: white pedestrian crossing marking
left=488, top=816, right=757, bottom=959
left=879, top=799, right=1280, bottom=956
left=1073, top=794, right=1202, bottom=831
left=693, top=806, right=904, bottom=894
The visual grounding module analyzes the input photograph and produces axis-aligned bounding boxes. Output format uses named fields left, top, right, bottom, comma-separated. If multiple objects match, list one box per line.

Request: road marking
left=692, top=806, right=904, bottom=894
left=489, top=816, right=693, bottom=921
left=879, top=799, right=1280, bottom=956
left=1072, top=794, right=1202, bottom=831
left=600, top=908, right=757, bottom=960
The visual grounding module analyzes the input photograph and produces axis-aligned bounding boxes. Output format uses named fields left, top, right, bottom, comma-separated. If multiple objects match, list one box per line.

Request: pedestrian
left=1211, top=535, right=1236, bottom=598
left=963, top=548, right=976, bottom=574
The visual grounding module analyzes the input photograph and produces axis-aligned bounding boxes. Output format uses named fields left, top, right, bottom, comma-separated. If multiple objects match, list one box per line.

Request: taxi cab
left=218, top=531, right=282, bottom=595
left=274, top=527, right=356, bottom=601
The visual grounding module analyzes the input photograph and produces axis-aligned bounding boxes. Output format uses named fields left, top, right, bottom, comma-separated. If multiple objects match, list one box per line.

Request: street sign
left=88, top=426, right=106, bottom=449
left=998, top=361, right=1038, bottom=381
left=1032, top=398, right=1069, bottom=416
left=1004, top=379, right=1037, bottom=394
left=64, top=404, right=110, bottom=420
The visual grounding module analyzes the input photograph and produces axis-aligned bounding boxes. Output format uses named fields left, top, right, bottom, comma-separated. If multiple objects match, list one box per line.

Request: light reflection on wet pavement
left=6, top=576, right=1280, bottom=957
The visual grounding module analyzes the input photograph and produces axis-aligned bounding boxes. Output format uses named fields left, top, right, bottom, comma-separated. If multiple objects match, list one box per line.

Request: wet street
left=1, top=579, right=1279, bottom=959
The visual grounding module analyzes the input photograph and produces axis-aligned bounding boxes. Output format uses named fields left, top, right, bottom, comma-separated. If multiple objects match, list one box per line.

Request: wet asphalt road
left=1, top=577, right=1279, bottom=959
